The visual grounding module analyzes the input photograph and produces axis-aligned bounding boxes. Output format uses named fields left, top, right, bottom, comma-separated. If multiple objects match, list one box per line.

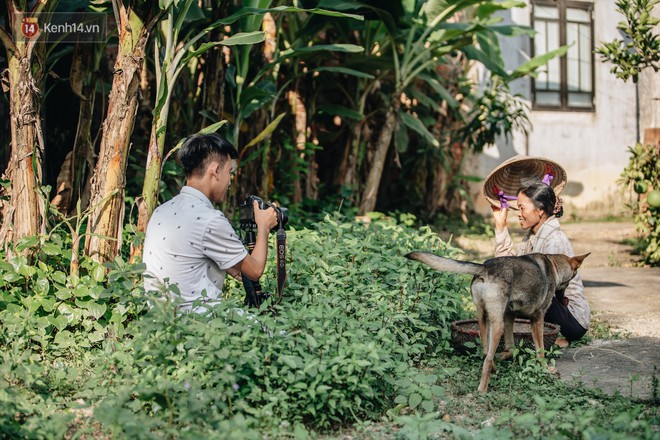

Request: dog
left=406, top=251, right=589, bottom=393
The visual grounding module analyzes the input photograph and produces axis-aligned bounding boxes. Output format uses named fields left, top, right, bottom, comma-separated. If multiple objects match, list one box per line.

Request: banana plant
left=137, top=1, right=363, bottom=233
left=223, top=3, right=364, bottom=148
left=325, top=0, right=566, bottom=214
left=84, top=0, right=164, bottom=263
left=0, top=0, right=61, bottom=253
left=237, top=2, right=370, bottom=201
left=137, top=0, right=268, bottom=236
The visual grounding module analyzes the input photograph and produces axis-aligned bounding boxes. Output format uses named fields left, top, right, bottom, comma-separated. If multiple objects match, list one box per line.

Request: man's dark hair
left=178, top=133, right=239, bottom=177
left=519, top=182, right=564, bottom=218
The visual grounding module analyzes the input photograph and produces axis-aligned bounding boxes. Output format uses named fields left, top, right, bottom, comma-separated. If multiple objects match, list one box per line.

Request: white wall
left=470, top=0, right=638, bottom=219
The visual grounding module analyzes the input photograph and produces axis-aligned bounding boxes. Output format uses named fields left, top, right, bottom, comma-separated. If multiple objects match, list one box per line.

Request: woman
left=492, top=182, right=590, bottom=347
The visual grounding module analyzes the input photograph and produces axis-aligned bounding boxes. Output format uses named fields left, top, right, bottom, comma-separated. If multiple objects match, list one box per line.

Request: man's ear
left=207, top=160, right=220, bottom=177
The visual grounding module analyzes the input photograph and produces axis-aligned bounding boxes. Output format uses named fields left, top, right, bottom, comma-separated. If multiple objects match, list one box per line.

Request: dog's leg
left=476, top=308, right=488, bottom=357
left=498, top=312, right=515, bottom=361
left=531, top=318, right=545, bottom=358
left=478, top=318, right=503, bottom=393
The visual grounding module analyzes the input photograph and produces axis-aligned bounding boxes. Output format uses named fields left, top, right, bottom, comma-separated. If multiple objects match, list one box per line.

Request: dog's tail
left=406, top=252, right=484, bottom=276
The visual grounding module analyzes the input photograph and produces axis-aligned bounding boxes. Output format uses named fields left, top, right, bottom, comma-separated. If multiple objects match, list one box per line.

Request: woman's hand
left=491, top=205, right=508, bottom=232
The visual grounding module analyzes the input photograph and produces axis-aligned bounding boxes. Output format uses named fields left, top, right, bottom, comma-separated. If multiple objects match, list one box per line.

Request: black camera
left=237, top=195, right=289, bottom=308
left=239, top=195, right=288, bottom=231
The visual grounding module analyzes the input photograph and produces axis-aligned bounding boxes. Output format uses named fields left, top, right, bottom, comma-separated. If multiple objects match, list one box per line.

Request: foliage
left=392, top=354, right=659, bottom=440
left=0, top=236, right=148, bottom=437
left=1, top=0, right=568, bottom=259
left=1, top=216, right=659, bottom=437
left=0, top=214, right=470, bottom=436
left=619, top=143, right=660, bottom=266
left=596, top=0, right=660, bottom=82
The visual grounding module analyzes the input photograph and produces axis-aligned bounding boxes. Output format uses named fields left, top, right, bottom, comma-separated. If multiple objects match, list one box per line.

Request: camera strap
left=276, top=227, right=287, bottom=302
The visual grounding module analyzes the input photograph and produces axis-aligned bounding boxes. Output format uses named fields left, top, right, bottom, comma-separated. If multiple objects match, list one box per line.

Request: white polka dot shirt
left=143, top=186, right=248, bottom=310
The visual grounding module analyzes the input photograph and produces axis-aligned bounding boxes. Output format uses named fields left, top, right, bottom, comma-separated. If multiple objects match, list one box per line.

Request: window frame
left=531, top=0, right=596, bottom=112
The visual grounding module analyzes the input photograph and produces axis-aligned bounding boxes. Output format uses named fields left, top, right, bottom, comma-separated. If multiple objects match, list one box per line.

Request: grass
left=325, top=348, right=659, bottom=439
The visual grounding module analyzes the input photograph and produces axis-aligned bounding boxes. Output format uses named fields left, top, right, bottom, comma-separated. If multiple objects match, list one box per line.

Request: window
left=532, top=1, right=594, bottom=111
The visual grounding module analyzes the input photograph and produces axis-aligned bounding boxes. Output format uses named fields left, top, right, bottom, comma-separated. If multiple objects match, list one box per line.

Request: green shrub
left=1, top=214, right=658, bottom=438
left=0, top=213, right=469, bottom=437
left=92, top=214, right=469, bottom=435
left=620, top=143, right=660, bottom=266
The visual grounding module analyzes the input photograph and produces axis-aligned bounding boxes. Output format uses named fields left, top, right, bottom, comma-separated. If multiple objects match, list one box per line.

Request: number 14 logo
left=21, top=17, right=39, bottom=39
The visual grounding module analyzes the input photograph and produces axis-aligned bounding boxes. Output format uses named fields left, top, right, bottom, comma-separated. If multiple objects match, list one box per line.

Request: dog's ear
left=570, top=253, right=590, bottom=271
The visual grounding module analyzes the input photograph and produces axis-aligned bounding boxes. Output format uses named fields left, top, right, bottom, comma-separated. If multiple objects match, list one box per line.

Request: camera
left=237, top=195, right=289, bottom=308
left=239, top=195, right=288, bottom=231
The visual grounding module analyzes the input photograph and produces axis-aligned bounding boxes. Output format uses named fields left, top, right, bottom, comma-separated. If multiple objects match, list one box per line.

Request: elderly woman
left=491, top=181, right=590, bottom=347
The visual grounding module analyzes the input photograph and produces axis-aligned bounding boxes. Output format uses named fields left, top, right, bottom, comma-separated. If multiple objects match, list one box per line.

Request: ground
left=451, top=220, right=660, bottom=400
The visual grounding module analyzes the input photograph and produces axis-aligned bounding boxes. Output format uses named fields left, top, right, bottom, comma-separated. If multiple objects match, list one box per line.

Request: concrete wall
left=469, top=0, right=638, bottom=220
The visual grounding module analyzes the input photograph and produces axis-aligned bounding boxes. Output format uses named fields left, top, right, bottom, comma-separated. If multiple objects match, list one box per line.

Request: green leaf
left=222, top=5, right=364, bottom=26
left=311, top=66, right=375, bottom=79
left=16, top=235, right=39, bottom=252
left=280, top=355, right=298, bottom=369
left=4, top=272, right=22, bottom=283
left=18, top=264, right=37, bottom=278
left=318, top=104, right=363, bottom=121
left=48, top=315, right=69, bottom=331
left=21, top=296, right=41, bottom=313
left=509, top=45, right=570, bottom=80
left=399, top=110, right=440, bottom=147
left=41, top=242, right=62, bottom=256
left=91, top=265, right=105, bottom=283
left=291, top=44, right=364, bottom=54
left=476, top=0, right=525, bottom=19
left=395, top=122, right=410, bottom=153
left=408, top=393, right=422, bottom=409
left=394, top=394, right=408, bottom=404
left=421, top=399, right=435, bottom=412
left=462, top=44, right=508, bottom=78
left=305, top=333, right=318, bottom=349
left=417, top=73, right=459, bottom=109
left=199, top=120, right=229, bottom=135
left=54, top=330, right=75, bottom=347
left=159, top=0, right=176, bottom=10
left=221, top=31, right=267, bottom=46
left=239, top=81, right=277, bottom=120
left=243, top=113, right=286, bottom=149
left=87, top=302, right=107, bottom=320
left=34, top=276, right=50, bottom=296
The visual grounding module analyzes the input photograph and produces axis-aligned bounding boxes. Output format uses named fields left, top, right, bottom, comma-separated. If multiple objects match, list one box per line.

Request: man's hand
left=227, top=266, right=242, bottom=281
left=253, top=200, right=279, bottom=231
left=235, top=201, right=278, bottom=280
left=491, top=205, right=508, bottom=232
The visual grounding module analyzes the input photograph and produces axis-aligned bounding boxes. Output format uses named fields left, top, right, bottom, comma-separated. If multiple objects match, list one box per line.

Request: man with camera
left=142, top=133, right=278, bottom=312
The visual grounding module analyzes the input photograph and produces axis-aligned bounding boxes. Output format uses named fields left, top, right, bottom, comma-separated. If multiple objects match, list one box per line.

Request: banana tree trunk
left=359, top=99, right=400, bottom=214
left=52, top=43, right=98, bottom=214
left=0, top=41, right=46, bottom=250
left=85, top=4, right=155, bottom=263
left=136, top=102, right=169, bottom=237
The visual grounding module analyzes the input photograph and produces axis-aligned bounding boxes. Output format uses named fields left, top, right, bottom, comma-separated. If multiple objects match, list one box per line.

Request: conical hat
left=483, top=155, right=567, bottom=210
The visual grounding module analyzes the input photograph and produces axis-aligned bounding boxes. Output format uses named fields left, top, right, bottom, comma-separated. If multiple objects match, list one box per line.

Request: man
left=143, top=133, right=278, bottom=311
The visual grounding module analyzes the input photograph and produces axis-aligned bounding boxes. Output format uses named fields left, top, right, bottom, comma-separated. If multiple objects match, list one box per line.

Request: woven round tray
left=451, top=318, right=560, bottom=353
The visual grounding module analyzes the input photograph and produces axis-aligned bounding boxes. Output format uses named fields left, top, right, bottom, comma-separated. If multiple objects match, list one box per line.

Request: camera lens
left=277, top=207, right=288, bottom=226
